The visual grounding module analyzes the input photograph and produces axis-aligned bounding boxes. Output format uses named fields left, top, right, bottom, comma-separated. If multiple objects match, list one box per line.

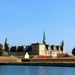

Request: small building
left=24, top=52, right=29, bottom=59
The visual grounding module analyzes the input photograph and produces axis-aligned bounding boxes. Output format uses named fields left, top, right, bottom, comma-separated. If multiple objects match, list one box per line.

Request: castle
left=31, top=41, right=64, bottom=56
left=4, top=32, right=65, bottom=57
left=31, top=32, right=64, bottom=57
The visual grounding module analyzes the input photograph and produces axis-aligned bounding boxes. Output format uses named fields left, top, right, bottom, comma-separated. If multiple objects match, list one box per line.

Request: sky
left=0, top=0, right=75, bottom=54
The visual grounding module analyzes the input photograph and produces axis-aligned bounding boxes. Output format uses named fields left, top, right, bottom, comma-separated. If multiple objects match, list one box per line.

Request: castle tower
left=4, top=37, right=10, bottom=52
left=61, top=40, right=65, bottom=53
left=43, top=31, right=46, bottom=44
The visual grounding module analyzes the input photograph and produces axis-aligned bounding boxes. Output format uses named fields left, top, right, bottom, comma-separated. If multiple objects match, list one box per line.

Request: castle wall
left=39, top=44, right=45, bottom=55
left=10, top=52, right=26, bottom=56
left=31, top=44, right=39, bottom=55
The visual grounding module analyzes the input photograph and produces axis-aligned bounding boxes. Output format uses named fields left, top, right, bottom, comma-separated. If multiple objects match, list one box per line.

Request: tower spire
left=4, top=37, right=10, bottom=52
left=61, top=40, right=64, bottom=47
left=43, top=31, right=46, bottom=44
left=61, top=40, right=65, bottom=53
left=5, top=37, right=8, bottom=44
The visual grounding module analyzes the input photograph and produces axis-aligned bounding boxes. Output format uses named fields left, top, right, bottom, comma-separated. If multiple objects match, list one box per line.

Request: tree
left=0, top=44, right=4, bottom=56
left=72, top=47, right=75, bottom=55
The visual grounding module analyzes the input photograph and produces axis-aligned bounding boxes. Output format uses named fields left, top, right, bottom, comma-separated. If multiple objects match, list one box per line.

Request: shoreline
left=0, top=56, right=75, bottom=67
left=0, top=62, right=75, bottom=67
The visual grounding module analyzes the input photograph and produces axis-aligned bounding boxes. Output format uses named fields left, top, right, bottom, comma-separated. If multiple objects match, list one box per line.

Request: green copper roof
left=5, top=37, right=8, bottom=44
left=23, top=45, right=26, bottom=50
left=43, top=31, right=46, bottom=44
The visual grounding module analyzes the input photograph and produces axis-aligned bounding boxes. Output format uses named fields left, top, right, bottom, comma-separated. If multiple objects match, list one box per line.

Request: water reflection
left=0, top=66, right=75, bottom=75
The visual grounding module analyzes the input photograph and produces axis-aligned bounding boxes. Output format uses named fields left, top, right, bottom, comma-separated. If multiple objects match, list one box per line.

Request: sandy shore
left=0, top=56, right=21, bottom=63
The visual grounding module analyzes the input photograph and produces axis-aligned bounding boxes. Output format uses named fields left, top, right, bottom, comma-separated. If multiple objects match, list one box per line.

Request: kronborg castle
left=3, top=32, right=65, bottom=57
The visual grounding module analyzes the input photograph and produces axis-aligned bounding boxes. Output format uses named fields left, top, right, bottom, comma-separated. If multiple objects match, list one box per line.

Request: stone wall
left=10, top=52, right=26, bottom=56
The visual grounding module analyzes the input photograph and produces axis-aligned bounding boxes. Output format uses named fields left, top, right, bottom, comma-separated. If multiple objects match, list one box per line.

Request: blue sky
left=0, top=0, right=75, bottom=54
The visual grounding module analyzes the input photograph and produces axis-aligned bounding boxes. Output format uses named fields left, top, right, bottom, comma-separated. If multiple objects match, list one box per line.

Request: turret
left=61, top=40, right=65, bottom=52
left=4, top=37, right=10, bottom=52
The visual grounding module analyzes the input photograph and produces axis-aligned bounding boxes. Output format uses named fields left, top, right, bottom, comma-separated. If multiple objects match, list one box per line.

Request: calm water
left=0, top=66, right=75, bottom=75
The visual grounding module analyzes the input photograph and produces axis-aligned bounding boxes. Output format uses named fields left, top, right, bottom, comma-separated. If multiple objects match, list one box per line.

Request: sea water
left=0, top=66, right=75, bottom=75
